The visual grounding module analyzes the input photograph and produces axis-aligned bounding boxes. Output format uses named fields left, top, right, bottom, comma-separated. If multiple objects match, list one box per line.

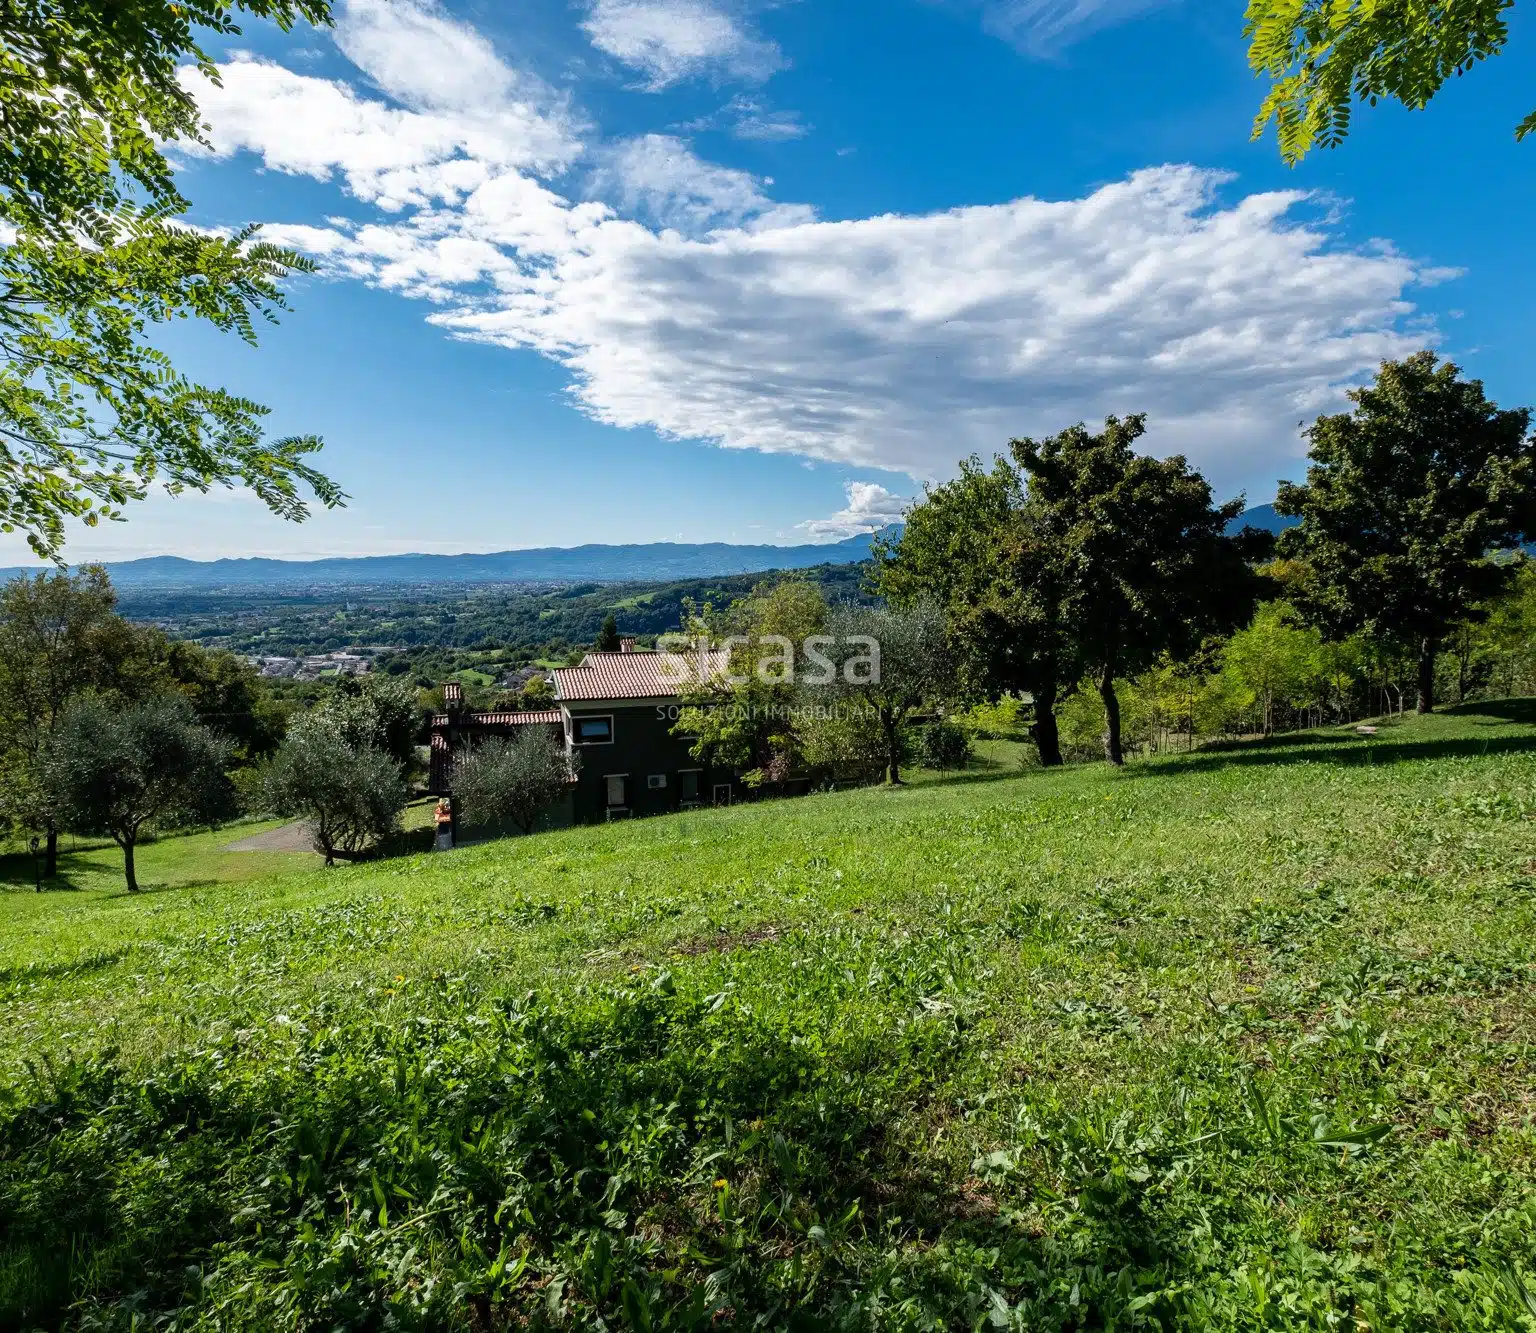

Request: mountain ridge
left=0, top=507, right=1294, bottom=587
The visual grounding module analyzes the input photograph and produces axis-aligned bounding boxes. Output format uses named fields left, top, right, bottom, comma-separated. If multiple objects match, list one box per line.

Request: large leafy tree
left=1246, top=0, right=1528, bottom=163
left=0, top=565, right=139, bottom=872
left=0, top=0, right=342, bottom=559
left=876, top=457, right=1075, bottom=767
left=1276, top=352, right=1536, bottom=713
left=128, top=631, right=288, bottom=759
left=42, top=692, right=233, bottom=891
left=311, top=673, right=419, bottom=773
left=1014, top=416, right=1268, bottom=765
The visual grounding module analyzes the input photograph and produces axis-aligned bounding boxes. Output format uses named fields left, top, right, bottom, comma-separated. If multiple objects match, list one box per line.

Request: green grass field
left=4, top=703, right=1536, bottom=1329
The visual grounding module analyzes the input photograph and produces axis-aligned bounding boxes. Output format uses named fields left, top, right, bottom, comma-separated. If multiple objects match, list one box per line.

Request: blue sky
left=8, top=0, right=1535, bottom=563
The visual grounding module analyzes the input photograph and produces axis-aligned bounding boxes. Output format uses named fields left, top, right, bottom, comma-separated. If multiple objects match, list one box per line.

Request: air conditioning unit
left=647, top=774, right=667, bottom=790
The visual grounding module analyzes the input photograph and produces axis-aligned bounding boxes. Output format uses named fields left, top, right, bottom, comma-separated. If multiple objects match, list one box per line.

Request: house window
left=575, top=716, right=613, bottom=745
left=713, top=783, right=732, bottom=806
left=678, top=770, right=701, bottom=803
left=647, top=774, right=667, bottom=790
left=605, top=774, right=628, bottom=809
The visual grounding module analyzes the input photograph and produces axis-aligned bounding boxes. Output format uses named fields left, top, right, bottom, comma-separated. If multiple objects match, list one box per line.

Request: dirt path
left=224, top=823, right=317, bottom=854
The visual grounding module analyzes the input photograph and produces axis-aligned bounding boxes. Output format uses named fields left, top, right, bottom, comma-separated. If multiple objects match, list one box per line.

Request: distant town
left=246, top=646, right=400, bottom=680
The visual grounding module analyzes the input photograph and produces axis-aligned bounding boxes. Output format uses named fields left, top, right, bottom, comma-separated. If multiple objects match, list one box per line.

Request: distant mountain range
left=0, top=508, right=1294, bottom=589
left=0, top=532, right=888, bottom=589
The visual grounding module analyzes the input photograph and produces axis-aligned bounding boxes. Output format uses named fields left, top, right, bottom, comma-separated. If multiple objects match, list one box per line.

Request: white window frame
left=573, top=713, right=615, bottom=746
left=712, top=783, right=732, bottom=807
left=604, top=773, right=630, bottom=810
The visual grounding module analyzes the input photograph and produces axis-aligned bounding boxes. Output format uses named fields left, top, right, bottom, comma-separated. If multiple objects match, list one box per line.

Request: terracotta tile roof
left=430, top=709, right=563, bottom=727
left=554, top=650, right=729, bottom=702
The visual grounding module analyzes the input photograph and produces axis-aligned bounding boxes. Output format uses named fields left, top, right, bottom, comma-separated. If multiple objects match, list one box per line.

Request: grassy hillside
left=4, top=704, right=1536, bottom=1329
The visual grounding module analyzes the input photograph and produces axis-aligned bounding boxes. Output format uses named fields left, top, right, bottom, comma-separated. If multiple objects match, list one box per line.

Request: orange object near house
left=434, top=799, right=452, bottom=826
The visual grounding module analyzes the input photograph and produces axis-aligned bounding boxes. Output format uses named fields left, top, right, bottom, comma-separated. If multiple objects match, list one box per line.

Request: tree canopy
left=261, top=714, right=407, bottom=865
left=1246, top=0, right=1528, bottom=163
left=820, top=602, right=950, bottom=786
left=1276, top=351, right=1536, bottom=712
left=42, top=692, right=232, bottom=891
left=876, top=457, right=1074, bottom=767
left=1012, top=416, right=1266, bottom=764
left=0, top=0, right=342, bottom=558
left=0, top=565, right=138, bottom=869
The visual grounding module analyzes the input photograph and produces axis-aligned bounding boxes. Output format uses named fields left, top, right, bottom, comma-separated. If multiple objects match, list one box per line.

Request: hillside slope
left=4, top=704, right=1536, bottom=1328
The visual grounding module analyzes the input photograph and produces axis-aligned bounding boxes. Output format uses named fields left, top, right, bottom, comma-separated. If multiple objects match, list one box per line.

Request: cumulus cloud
left=187, top=0, right=1440, bottom=497
left=582, top=0, right=782, bottom=89
left=799, top=482, right=911, bottom=540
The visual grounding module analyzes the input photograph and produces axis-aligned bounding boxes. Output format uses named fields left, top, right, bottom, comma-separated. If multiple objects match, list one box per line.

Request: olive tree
left=42, top=693, right=233, bottom=892
left=820, top=603, right=951, bottom=786
left=261, top=715, right=407, bottom=865
left=451, top=728, right=576, bottom=835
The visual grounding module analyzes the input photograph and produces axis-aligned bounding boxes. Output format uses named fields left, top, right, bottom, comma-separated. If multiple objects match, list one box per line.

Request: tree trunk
left=883, top=711, right=903, bottom=785
left=1032, top=683, right=1064, bottom=768
left=1099, top=668, right=1124, bottom=766
left=122, top=839, right=138, bottom=894
left=1417, top=637, right=1437, bottom=714
left=44, top=825, right=57, bottom=879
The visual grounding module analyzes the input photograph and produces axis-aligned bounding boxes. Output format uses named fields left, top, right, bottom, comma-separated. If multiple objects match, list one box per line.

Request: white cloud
left=589, top=134, right=814, bottom=233
left=186, top=3, right=1439, bottom=499
left=430, top=168, right=1428, bottom=490
left=799, top=482, right=911, bottom=540
left=969, top=0, right=1175, bottom=55
left=725, top=95, right=810, bottom=141
left=182, top=53, right=579, bottom=212
left=583, top=0, right=782, bottom=89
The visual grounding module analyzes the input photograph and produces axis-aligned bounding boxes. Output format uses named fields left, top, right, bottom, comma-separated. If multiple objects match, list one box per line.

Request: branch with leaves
left=1246, top=0, right=1527, bottom=163
left=0, top=1, right=341, bottom=558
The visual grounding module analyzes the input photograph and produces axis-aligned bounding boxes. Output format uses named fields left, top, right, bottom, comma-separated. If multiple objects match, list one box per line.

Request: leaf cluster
left=1245, top=0, right=1528, bottom=163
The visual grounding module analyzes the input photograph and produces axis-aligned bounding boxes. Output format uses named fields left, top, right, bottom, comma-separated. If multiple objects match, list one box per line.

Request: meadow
left=3, top=703, right=1536, bottom=1329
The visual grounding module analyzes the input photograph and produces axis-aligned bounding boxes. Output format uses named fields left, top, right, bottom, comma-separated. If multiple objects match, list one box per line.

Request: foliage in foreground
left=2, top=705, right=1536, bottom=1328
left=1245, top=0, right=1530, bottom=163
left=0, top=0, right=343, bottom=559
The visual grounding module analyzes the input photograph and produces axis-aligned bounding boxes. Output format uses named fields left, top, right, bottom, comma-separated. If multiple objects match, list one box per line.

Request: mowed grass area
left=0, top=820, right=314, bottom=899
left=3, top=705, right=1536, bottom=1329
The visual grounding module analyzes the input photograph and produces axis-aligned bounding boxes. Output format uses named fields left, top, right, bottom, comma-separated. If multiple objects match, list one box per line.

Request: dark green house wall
left=567, top=703, right=735, bottom=823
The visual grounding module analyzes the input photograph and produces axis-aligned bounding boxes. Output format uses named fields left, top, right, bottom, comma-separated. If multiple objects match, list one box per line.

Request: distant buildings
left=248, top=646, right=401, bottom=680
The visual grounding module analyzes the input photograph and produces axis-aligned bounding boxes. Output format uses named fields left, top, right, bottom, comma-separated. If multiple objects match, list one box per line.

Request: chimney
left=620, top=637, right=637, bottom=654
left=442, top=680, right=464, bottom=710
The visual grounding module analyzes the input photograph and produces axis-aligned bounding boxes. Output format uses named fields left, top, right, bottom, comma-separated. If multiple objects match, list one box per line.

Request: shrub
left=451, top=728, right=575, bottom=835
left=918, top=719, right=973, bottom=770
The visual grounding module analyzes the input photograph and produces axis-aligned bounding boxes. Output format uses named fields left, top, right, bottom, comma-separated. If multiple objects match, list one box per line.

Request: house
left=428, top=643, right=740, bottom=824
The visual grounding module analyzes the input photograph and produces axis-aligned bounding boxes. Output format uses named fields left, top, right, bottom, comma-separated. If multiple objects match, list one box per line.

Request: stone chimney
left=619, top=637, right=637, bottom=654
left=442, top=680, right=464, bottom=711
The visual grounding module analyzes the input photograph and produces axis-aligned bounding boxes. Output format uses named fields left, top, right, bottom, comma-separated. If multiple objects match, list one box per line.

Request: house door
left=712, top=783, right=731, bottom=806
